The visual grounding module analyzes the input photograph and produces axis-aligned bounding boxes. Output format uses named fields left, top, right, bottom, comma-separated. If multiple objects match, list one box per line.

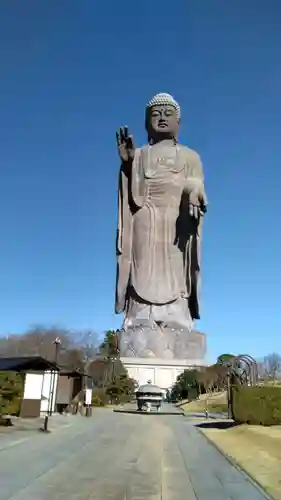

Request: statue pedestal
left=120, top=327, right=206, bottom=361
left=121, top=357, right=206, bottom=391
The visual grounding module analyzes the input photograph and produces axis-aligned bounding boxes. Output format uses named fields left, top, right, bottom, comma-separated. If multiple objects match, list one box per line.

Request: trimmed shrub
left=106, top=373, right=136, bottom=405
left=91, top=389, right=109, bottom=406
left=188, top=387, right=199, bottom=402
left=0, top=372, right=23, bottom=417
left=232, top=385, right=281, bottom=426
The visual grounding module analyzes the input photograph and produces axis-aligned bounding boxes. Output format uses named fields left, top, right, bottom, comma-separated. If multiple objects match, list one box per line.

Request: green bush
left=188, top=387, right=199, bottom=402
left=0, top=372, right=24, bottom=417
left=170, top=369, right=200, bottom=401
left=106, top=373, right=136, bottom=404
left=232, top=385, right=281, bottom=426
left=91, top=389, right=109, bottom=406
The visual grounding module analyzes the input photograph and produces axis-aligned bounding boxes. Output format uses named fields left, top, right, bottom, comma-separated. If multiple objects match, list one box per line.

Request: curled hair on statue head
left=146, top=93, right=181, bottom=119
left=145, top=92, right=180, bottom=144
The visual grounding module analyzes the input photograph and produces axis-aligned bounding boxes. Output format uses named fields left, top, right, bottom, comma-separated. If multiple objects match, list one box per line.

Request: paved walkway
left=0, top=408, right=269, bottom=500
left=115, top=402, right=182, bottom=415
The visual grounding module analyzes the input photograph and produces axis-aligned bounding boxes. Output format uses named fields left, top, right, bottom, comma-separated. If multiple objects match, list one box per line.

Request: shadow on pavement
left=195, top=420, right=239, bottom=430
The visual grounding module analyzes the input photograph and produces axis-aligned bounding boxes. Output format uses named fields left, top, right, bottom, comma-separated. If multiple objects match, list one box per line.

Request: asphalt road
left=0, top=407, right=268, bottom=500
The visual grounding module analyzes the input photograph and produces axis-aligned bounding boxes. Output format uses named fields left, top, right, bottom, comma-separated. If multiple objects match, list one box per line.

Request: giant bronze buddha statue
left=115, top=93, right=207, bottom=360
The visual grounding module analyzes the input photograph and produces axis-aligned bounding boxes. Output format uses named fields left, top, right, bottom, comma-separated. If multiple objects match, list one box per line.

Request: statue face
left=148, top=105, right=179, bottom=140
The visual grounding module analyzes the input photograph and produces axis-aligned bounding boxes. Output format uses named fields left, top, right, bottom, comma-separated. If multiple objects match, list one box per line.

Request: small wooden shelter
left=0, top=356, right=91, bottom=417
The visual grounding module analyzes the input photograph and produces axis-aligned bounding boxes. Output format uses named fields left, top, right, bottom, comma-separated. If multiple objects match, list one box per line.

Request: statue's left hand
left=189, top=190, right=207, bottom=220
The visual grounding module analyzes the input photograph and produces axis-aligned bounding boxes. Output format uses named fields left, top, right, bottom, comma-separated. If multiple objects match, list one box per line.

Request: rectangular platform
left=121, top=357, right=206, bottom=391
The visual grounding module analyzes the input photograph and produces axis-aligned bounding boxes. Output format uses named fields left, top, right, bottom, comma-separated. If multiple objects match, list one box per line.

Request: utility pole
left=42, top=337, right=61, bottom=433
left=84, top=332, right=94, bottom=417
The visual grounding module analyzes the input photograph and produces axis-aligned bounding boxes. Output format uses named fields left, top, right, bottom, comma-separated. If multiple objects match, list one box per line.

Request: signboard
left=85, top=388, right=92, bottom=406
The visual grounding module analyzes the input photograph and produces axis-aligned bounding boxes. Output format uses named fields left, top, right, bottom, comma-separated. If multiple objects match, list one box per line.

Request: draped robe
left=115, top=144, right=206, bottom=326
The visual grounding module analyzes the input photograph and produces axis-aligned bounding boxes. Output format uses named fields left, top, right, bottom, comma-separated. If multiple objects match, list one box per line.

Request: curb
left=198, top=427, right=273, bottom=500
left=182, top=410, right=228, bottom=420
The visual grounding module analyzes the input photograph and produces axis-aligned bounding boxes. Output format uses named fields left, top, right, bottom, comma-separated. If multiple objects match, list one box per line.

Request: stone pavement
left=0, top=407, right=269, bottom=500
left=0, top=414, right=79, bottom=452
left=114, top=402, right=182, bottom=415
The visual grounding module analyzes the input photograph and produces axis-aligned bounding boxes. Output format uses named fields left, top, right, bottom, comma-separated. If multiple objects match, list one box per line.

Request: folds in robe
left=115, top=146, right=205, bottom=320
left=115, top=149, right=145, bottom=314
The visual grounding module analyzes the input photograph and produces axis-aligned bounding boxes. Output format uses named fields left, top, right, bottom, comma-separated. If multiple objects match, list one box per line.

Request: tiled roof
left=0, top=356, right=59, bottom=372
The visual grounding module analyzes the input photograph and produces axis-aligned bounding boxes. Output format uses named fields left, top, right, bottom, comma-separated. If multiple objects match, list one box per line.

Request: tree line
left=0, top=326, right=137, bottom=406
left=170, top=352, right=281, bottom=402
left=1, top=329, right=280, bottom=404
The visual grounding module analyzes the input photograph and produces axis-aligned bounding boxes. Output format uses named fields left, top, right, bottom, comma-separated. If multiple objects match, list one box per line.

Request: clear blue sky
left=0, top=0, right=280, bottom=362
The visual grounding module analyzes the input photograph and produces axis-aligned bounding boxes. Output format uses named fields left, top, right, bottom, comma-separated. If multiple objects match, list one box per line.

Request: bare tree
left=263, top=353, right=281, bottom=383
left=0, top=326, right=70, bottom=359
left=199, top=366, right=218, bottom=394
left=68, top=329, right=99, bottom=360
left=256, top=360, right=267, bottom=381
left=0, top=326, right=99, bottom=369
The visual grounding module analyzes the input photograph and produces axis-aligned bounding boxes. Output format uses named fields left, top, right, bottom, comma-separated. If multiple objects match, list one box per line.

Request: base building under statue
left=121, top=357, right=206, bottom=391
left=120, top=329, right=207, bottom=391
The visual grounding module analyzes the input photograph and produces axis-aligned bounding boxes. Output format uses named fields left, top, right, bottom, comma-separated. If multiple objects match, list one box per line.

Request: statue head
left=145, top=93, right=181, bottom=144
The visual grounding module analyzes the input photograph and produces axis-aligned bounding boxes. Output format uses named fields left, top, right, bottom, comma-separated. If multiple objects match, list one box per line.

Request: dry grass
left=202, top=424, right=281, bottom=499
left=182, top=391, right=228, bottom=413
left=263, top=380, right=281, bottom=386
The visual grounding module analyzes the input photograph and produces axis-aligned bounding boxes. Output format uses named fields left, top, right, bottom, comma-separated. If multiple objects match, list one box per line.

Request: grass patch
left=201, top=424, right=281, bottom=499
left=182, top=391, right=228, bottom=414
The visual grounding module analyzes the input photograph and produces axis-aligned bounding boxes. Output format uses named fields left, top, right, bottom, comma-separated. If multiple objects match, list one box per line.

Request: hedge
left=232, top=385, right=281, bottom=426
left=188, top=387, right=199, bottom=402
left=0, top=371, right=24, bottom=417
left=92, top=389, right=109, bottom=406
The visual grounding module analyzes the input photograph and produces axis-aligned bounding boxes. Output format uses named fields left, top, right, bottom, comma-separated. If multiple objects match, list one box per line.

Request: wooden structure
left=0, top=356, right=92, bottom=417
left=0, top=356, right=59, bottom=418
left=56, top=368, right=91, bottom=414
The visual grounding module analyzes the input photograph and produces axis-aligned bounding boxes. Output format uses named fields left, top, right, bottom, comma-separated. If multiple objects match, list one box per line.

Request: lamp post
left=227, top=372, right=232, bottom=419
left=42, top=337, right=61, bottom=433
left=83, top=332, right=94, bottom=417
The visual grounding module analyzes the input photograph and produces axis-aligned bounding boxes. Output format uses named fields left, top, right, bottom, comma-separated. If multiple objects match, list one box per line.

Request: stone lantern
left=135, top=380, right=164, bottom=412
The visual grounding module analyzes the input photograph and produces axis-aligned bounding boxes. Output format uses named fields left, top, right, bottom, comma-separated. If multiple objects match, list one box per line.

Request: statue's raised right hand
left=116, top=126, right=135, bottom=163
